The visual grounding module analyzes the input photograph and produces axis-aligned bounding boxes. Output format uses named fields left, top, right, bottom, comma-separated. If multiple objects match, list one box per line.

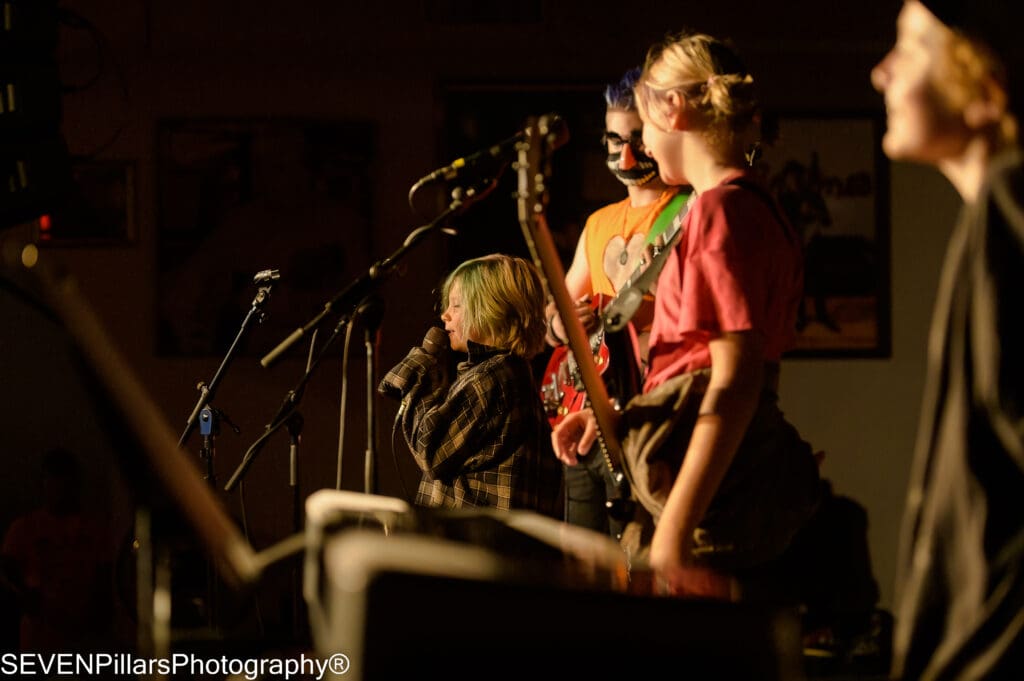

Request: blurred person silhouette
left=1, top=448, right=114, bottom=652
left=872, top=1, right=1024, bottom=678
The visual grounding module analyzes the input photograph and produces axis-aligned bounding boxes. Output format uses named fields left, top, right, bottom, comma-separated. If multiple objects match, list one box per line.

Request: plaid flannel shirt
left=379, top=337, right=558, bottom=513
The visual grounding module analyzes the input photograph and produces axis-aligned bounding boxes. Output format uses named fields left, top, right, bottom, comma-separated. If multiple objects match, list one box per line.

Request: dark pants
left=561, top=328, right=639, bottom=540
left=563, top=454, right=626, bottom=539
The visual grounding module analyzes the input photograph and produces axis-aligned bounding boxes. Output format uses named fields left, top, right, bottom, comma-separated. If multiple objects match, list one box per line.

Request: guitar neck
left=514, top=118, right=623, bottom=473
left=527, top=215, right=624, bottom=468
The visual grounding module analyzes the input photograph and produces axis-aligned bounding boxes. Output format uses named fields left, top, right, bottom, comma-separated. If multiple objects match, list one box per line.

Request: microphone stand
left=231, top=175, right=499, bottom=508
left=198, top=406, right=241, bottom=487
left=199, top=406, right=218, bottom=486
left=197, top=405, right=220, bottom=632
left=359, top=296, right=385, bottom=494
left=232, top=204, right=470, bottom=494
left=287, top=411, right=304, bottom=539
left=285, top=410, right=304, bottom=641
left=223, top=317, right=342, bottom=493
left=173, top=274, right=270, bottom=635
left=179, top=280, right=275, bottom=448
left=259, top=182, right=495, bottom=370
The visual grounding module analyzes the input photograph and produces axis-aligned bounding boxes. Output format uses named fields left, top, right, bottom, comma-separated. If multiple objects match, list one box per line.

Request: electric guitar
left=514, top=115, right=633, bottom=520
left=539, top=189, right=689, bottom=427
left=540, top=296, right=611, bottom=427
left=540, top=266, right=663, bottom=427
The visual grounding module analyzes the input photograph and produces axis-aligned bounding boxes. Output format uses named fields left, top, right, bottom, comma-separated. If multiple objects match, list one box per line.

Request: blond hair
left=441, top=254, right=546, bottom=359
left=935, top=25, right=1018, bottom=147
left=635, top=32, right=761, bottom=163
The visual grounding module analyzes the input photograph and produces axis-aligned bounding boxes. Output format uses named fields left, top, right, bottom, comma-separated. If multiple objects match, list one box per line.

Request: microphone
left=412, top=113, right=569, bottom=187
left=253, top=269, right=281, bottom=284
left=413, top=133, right=524, bottom=186
left=378, top=327, right=449, bottom=401
left=534, top=113, right=570, bottom=152
left=421, top=326, right=449, bottom=355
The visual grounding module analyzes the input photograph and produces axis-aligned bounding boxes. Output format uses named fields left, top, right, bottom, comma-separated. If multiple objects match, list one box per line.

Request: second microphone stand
left=359, top=296, right=385, bottom=495
left=179, top=274, right=279, bottom=449
left=235, top=186, right=491, bottom=494
left=164, top=271, right=276, bottom=639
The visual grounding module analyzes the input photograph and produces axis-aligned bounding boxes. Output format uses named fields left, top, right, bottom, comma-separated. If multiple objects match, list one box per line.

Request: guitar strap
left=644, top=191, right=690, bottom=247
left=604, top=176, right=788, bottom=333
left=603, top=191, right=693, bottom=332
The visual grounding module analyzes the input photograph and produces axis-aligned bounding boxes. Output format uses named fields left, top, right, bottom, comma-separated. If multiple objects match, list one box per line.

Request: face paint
left=604, top=109, right=661, bottom=186
left=606, top=146, right=660, bottom=186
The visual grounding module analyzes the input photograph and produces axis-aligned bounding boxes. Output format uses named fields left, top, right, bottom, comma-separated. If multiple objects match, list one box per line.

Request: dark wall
left=2, top=0, right=909, bottom=619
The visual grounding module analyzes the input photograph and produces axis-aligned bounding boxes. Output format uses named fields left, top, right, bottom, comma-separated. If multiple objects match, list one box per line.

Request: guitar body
left=541, top=341, right=611, bottom=427
left=540, top=296, right=613, bottom=427
left=540, top=292, right=654, bottom=428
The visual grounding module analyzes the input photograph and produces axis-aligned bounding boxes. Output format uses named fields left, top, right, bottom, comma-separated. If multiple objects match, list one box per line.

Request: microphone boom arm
left=260, top=192, right=473, bottom=370
left=237, top=183, right=495, bottom=492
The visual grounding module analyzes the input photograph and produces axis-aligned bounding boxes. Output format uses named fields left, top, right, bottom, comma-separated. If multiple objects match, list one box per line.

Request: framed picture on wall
left=756, top=113, right=891, bottom=358
left=155, top=118, right=375, bottom=357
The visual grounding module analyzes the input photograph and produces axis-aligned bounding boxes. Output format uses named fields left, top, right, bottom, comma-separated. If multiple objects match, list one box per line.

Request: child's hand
left=550, top=408, right=597, bottom=465
left=572, top=295, right=599, bottom=334
left=546, top=296, right=599, bottom=344
left=420, top=326, right=449, bottom=355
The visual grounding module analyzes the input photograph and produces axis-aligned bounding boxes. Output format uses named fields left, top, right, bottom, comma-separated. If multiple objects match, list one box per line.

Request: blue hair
left=604, top=66, right=642, bottom=111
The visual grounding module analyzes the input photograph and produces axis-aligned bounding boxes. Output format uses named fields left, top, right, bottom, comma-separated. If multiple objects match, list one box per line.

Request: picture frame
left=756, top=112, right=891, bottom=358
left=154, top=118, right=375, bottom=357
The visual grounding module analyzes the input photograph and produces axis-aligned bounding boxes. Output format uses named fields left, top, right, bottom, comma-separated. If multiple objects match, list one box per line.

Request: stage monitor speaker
left=313, top=518, right=806, bottom=680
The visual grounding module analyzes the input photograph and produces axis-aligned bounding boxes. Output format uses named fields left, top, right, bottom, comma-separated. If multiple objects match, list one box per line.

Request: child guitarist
left=553, top=33, right=822, bottom=600
left=544, top=67, right=688, bottom=537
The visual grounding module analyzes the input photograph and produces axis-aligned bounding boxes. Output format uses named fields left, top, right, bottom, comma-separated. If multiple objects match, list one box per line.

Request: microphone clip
left=253, top=268, right=281, bottom=285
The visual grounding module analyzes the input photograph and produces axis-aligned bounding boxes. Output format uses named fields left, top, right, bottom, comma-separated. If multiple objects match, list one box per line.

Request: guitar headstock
left=516, top=114, right=569, bottom=217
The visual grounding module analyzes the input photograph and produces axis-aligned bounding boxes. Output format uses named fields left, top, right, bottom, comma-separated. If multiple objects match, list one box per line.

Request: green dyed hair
left=441, top=254, right=546, bottom=358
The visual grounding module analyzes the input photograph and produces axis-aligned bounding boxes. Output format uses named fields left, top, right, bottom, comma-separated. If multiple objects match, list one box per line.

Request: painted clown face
left=604, top=109, right=660, bottom=186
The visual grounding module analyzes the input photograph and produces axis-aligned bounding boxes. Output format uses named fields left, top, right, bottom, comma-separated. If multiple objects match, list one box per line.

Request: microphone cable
left=389, top=401, right=414, bottom=505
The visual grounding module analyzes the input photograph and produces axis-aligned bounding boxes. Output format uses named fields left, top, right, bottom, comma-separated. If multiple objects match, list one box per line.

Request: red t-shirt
left=645, top=171, right=802, bottom=390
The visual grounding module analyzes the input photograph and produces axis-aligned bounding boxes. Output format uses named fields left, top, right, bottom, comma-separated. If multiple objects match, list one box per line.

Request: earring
left=745, top=141, right=762, bottom=167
